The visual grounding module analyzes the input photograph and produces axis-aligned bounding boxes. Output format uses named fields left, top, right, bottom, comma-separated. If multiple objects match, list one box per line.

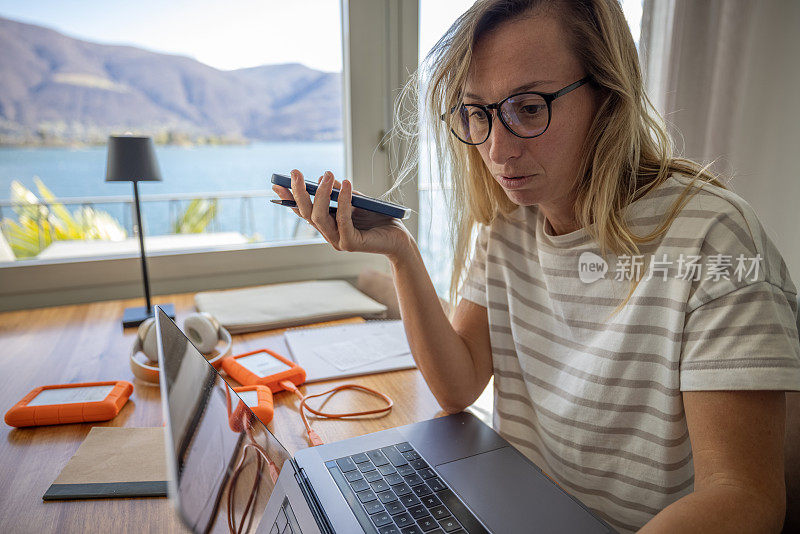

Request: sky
left=0, top=0, right=641, bottom=72
left=0, top=0, right=344, bottom=72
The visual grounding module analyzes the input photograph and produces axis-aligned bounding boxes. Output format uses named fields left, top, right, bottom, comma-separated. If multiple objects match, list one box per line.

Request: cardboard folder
left=43, top=427, right=167, bottom=500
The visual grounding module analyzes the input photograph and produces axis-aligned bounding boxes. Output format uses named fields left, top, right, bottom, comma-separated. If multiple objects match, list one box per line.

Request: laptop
left=155, top=306, right=616, bottom=533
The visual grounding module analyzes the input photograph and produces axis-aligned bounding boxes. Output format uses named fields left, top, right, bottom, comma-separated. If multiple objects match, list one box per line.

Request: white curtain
left=640, top=0, right=800, bottom=285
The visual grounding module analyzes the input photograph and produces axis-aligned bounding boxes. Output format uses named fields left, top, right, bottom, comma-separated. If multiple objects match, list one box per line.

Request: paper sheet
left=285, top=320, right=412, bottom=373
left=312, top=332, right=410, bottom=371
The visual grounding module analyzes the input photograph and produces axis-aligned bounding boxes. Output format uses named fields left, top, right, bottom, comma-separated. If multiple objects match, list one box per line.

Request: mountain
left=0, top=16, right=342, bottom=145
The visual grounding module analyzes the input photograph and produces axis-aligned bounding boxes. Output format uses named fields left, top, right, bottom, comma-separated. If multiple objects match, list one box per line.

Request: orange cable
left=278, top=380, right=393, bottom=447
left=224, top=379, right=393, bottom=533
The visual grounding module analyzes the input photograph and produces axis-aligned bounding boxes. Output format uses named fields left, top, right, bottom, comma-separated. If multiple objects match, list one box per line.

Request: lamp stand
left=121, top=181, right=174, bottom=328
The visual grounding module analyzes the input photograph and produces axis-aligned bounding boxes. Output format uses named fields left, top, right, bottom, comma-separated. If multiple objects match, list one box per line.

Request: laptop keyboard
left=325, top=442, right=487, bottom=534
left=268, top=497, right=302, bottom=534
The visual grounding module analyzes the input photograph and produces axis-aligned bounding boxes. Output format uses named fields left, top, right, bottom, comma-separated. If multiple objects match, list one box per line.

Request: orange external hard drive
left=222, top=349, right=306, bottom=392
left=230, top=385, right=275, bottom=430
left=4, top=381, right=134, bottom=427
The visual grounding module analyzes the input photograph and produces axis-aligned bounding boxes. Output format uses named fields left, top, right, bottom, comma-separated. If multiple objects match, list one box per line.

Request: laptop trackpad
left=435, top=446, right=610, bottom=533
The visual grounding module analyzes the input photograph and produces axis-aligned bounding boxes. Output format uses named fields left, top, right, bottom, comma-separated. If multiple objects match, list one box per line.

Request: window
left=0, top=1, right=344, bottom=261
left=0, top=0, right=410, bottom=310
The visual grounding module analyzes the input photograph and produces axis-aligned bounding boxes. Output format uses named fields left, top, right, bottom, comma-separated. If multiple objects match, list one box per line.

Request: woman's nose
left=486, top=115, right=523, bottom=164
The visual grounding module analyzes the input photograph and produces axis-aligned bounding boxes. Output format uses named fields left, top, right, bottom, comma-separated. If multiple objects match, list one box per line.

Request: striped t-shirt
left=459, top=173, right=800, bottom=533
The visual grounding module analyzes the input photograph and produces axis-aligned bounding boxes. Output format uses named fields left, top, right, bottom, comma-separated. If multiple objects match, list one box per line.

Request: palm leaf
left=34, top=178, right=79, bottom=231
left=172, top=198, right=218, bottom=234
left=2, top=180, right=128, bottom=259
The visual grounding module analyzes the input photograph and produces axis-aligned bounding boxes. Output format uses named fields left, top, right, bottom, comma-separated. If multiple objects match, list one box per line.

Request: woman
left=273, top=0, right=800, bottom=531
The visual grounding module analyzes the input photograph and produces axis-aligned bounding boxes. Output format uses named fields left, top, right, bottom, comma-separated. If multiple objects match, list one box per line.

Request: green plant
left=1, top=179, right=221, bottom=260
left=171, top=198, right=218, bottom=234
left=1, top=178, right=127, bottom=259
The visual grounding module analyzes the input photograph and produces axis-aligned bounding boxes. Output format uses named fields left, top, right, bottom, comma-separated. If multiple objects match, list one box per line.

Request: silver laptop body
left=155, top=306, right=616, bottom=534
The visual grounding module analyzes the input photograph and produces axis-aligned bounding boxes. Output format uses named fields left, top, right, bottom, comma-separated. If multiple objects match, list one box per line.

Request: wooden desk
left=0, top=294, right=490, bottom=533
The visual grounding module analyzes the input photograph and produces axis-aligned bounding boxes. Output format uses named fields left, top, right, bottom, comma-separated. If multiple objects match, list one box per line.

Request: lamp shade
left=105, top=135, right=162, bottom=182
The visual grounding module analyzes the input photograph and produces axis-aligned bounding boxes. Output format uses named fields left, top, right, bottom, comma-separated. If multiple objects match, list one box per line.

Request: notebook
left=283, top=320, right=416, bottom=382
left=43, top=427, right=167, bottom=500
left=194, top=280, right=388, bottom=334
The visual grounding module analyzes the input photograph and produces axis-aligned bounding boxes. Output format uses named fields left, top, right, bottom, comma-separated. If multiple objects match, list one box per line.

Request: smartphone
left=270, top=173, right=410, bottom=219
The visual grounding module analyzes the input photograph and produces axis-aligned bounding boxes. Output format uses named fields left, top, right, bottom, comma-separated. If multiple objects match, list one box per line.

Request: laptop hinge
left=292, top=460, right=335, bottom=534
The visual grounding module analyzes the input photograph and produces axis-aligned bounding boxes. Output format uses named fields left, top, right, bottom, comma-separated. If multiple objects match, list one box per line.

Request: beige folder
left=194, top=280, right=388, bottom=334
left=44, top=427, right=166, bottom=500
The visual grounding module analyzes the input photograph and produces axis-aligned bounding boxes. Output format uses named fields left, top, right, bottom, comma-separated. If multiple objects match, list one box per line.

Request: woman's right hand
left=271, top=169, right=415, bottom=262
left=275, top=170, right=491, bottom=414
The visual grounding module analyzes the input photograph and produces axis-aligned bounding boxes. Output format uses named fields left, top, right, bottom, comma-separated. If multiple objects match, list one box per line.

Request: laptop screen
left=156, top=307, right=293, bottom=533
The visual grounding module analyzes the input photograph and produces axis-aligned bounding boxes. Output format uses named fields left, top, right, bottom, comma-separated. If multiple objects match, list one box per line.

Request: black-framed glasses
left=442, top=76, right=592, bottom=145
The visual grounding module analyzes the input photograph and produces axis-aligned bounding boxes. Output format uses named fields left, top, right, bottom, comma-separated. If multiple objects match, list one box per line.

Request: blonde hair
left=391, top=0, right=726, bottom=314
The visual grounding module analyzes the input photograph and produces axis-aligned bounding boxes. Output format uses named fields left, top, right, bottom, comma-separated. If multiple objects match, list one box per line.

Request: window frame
left=0, top=0, right=420, bottom=312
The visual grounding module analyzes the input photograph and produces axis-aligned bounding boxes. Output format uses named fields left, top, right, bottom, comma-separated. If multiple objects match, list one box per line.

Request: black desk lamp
left=105, top=135, right=175, bottom=327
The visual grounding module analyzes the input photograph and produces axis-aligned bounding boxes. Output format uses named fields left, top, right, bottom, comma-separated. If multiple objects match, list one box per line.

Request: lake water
left=0, top=142, right=346, bottom=199
left=0, top=142, right=346, bottom=240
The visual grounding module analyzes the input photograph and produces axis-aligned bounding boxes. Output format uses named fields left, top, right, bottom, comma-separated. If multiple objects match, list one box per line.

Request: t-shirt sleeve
left=457, top=224, right=490, bottom=308
left=679, top=198, right=800, bottom=391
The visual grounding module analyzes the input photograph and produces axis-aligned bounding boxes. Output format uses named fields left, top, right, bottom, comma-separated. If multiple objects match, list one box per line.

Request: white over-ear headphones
left=130, top=312, right=232, bottom=384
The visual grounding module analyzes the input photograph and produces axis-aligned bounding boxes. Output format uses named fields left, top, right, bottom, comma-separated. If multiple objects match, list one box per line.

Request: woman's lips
left=497, top=175, right=535, bottom=190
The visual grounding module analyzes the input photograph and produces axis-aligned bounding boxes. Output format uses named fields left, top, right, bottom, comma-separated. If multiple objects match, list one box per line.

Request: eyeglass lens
left=450, top=93, right=549, bottom=144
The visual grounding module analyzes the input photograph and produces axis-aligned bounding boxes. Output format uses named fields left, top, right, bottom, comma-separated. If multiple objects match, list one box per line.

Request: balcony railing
left=1, top=187, right=452, bottom=295
left=0, top=190, right=317, bottom=261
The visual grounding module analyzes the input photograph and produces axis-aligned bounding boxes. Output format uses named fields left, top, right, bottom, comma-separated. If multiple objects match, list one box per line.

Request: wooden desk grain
left=0, top=294, right=456, bottom=533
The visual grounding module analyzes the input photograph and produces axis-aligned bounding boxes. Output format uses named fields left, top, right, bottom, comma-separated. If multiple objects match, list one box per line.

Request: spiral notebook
left=283, top=320, right=416, bottom=382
